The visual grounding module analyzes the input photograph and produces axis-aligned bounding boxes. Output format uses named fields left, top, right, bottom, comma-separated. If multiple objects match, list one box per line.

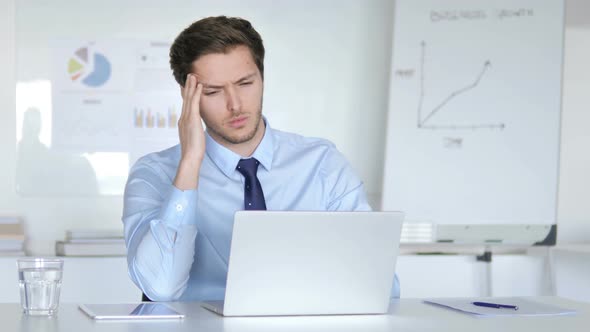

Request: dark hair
left=169, top=16, right=265, bottom=86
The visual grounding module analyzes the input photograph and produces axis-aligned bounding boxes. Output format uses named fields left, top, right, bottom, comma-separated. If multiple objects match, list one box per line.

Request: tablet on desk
left=79, top=303, right=184, bottom=320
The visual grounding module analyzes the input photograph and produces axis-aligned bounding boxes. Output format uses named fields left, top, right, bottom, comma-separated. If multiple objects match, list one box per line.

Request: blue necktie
left=236, top=158, right=267, bottom=210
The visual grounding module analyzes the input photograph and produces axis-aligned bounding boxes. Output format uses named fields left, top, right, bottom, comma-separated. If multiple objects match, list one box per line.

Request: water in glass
left=19, top=267, right=62, bottom=315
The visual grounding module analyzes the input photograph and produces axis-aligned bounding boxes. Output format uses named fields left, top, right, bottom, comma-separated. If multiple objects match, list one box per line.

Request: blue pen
left=472, top=301, right=519, bottom=310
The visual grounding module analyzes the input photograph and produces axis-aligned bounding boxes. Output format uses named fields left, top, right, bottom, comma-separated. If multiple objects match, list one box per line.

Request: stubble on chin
left=208, top=111, right=263, bottom=145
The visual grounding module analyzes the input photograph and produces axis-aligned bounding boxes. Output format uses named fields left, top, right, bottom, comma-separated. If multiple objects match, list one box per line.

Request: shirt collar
left=205, top=116, right=274, bottom=178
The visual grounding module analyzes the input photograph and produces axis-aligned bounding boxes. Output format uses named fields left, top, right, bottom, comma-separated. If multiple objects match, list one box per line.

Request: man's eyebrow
left=201, top=81, right=223, bottom=89
left=201, top=73, right=257, bottom=89
left=235, top=73, right=257, bottom=83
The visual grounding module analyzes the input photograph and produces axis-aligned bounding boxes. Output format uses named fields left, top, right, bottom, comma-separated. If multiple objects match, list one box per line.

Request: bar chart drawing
left=416, top=41, right=505, bottom=130
left=134, top=107, right=178, bottom=129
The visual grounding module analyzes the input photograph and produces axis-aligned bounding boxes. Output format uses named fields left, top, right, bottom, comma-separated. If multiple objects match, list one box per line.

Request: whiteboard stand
left=436, top=224, right=557, bottom=297
left=475, top=247, right=493, bottom=297
left=546, top=246, right=557, bottom=296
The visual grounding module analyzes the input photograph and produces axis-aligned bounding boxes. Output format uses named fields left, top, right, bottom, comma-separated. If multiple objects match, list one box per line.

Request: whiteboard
left=382, top=0, right=564, bottom=228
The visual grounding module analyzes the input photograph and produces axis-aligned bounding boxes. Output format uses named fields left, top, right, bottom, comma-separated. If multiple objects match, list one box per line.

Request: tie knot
left=236, top=158, right=260, bottom=178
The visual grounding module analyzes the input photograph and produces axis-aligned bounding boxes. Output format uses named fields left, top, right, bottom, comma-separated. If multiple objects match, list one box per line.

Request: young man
left=122, top=16, right=400, bottom=301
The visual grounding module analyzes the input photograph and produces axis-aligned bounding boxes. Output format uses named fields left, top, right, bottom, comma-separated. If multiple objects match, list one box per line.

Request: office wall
left=0, top=1, right=589, bottom=256
left=14, top=0, right=396, bottom=200
left=6, top=0, right=395, bottom=254
left=1, top=0, right=125, bottom=255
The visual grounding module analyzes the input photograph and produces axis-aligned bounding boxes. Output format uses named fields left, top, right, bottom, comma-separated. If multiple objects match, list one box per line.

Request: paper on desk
left=423, top=297, right=576, bottom=317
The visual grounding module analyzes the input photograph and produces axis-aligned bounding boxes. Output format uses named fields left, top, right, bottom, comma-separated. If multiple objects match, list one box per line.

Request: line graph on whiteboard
left=416, top=41, right=506, bottom=131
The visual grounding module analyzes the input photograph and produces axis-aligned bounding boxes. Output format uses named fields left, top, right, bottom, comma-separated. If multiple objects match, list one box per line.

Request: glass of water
left=17, top=258, right=64, bottom=316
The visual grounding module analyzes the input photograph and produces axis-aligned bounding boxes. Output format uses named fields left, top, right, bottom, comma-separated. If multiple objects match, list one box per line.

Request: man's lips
left=228, top=116, right=248, bottom=128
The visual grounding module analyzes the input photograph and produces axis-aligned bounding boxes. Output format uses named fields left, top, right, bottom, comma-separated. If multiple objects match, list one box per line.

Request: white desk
left=2, top=297, right=588, bottom=332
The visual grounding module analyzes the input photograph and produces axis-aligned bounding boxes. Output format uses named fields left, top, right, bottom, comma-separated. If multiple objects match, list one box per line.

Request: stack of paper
left=56, top=229, right=126, bottom=256
left=0, top=216, right=26, bottom=256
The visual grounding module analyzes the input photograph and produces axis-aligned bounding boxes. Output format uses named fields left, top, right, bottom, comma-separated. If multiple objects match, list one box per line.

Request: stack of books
left=56, top=229, right=126, bottom=256
left=0, top=216, right=26, bottom=256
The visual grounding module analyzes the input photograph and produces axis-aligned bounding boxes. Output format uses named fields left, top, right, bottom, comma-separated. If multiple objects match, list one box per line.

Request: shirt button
left=176, top=204, right=183, bottom=212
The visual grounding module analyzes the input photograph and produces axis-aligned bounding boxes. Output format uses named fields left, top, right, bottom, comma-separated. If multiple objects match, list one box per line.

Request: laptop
left=201, top=211, right=404, bottom=316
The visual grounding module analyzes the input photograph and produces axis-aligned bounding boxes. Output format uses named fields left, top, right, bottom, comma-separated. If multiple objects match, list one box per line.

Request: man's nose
left=226, top=86, right=242, bottom=113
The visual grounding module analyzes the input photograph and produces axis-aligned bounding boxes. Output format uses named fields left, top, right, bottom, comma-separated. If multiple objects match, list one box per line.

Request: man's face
left=192, top=45, right=264, bottom=146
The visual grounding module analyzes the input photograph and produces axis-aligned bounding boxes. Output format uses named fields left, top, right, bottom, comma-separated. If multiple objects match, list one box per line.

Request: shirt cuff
left=157, top=185, right=198, bottom=228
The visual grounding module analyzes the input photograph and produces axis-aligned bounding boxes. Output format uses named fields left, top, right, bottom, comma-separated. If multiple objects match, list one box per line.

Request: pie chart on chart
left=67, top=47, right=111, bottom=87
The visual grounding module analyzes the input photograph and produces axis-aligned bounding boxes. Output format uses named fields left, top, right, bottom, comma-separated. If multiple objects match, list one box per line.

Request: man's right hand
left=174, top=74, right=205, bottom=190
